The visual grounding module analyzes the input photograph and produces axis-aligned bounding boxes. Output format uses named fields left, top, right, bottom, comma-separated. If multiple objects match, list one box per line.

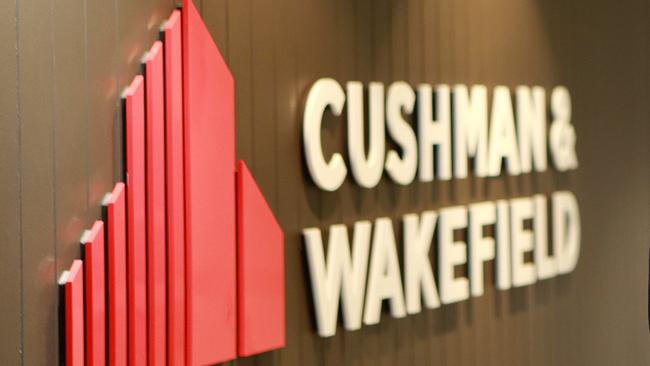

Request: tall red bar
left=103, top=183, right=128, bottom=366
left=163, top=10, right=186, bottom=366
left=144, top=41, right=167, bottom=366
left=124, top=76, right=147, bottom=366
left=82, top=221, right=106, bottom=366
left=236, top=161, right=285, bottom=356
left=62, top=260, right=84, bottom=366
left=182, top=0, right=237, bottom=364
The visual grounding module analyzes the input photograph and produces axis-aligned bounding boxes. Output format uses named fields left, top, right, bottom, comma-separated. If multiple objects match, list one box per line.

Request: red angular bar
left=144, top=41, right=167, bottom=366
left=103, top=183, right=127, bottom=366
left=62, top=260, right=84, bottom=366
left=123, top=76, right=147, bottom=366
left=163, top=10, right=186, bottom=366
left=236, top=160, right=285, bottom=356
left=82, top=221, right=106, bottom=366
left=182, top=1, right=237, bottom=364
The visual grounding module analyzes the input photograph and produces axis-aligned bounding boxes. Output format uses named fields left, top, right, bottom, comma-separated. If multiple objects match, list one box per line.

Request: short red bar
left=103, top=183, right=127, bottom=366
left=145, top=41, right=167, bottom=366
left=236, top=160, right=285, bottom=356
left=182, top=1, right=237, bottom=364
left=124, top=76, right=147, bottom=366
left=163, top=10, right=186, bottom=366
left=83, top=221, right=106, bottom=366
left=63, top=260, right=84, bottom=366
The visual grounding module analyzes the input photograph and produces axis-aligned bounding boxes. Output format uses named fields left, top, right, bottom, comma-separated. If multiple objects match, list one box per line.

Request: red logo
left=59, top=1, right=285, bottom=365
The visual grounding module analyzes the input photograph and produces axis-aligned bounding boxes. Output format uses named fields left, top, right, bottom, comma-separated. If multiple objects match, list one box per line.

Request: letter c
left=303, top=78, right=347, bottom=191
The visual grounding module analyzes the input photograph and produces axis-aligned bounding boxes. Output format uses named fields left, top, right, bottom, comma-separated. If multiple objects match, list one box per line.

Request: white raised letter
left=534, top=194, right=557, bottom=280
left=439, top=206, right=470, bottom=304
left=469, top=201, right=496, bottom=297
left=496, top=200, right=511, bottom=290
left=386, top=82, right=418, bottom=185
left=510, top=197, right=536, bottom=287
left=553, top=191, right=581, bottom=274
left=404, top=211, right=440, bottom=314
left=453, top=85, right=489, bottom=178
left=364, top=218, right=407, bottom=325
left=418, top=84, right=452, bottom=181
left=516, top=86, right=547, bottom=173
left=303, top=222, right=371, bottom=337
left=488, top=86, right=521, bottom=176
left=347, top=82, right=386, bottom=188
left=303, top=78, right=347, bottom=191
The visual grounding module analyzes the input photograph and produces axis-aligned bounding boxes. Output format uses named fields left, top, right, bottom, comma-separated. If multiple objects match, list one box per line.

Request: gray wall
left=1, top=0, right=648, bottom=365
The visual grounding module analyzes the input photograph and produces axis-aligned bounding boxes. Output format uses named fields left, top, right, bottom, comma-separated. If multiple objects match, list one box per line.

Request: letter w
left=303, top=222, right=371, bottom=337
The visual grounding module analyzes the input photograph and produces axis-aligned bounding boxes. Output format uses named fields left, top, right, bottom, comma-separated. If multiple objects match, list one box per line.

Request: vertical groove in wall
left=16, top=0, right=24, bottom=364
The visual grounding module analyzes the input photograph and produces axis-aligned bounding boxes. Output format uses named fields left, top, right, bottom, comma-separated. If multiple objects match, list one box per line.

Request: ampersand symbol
left=549, top=86, right=578, bottom=171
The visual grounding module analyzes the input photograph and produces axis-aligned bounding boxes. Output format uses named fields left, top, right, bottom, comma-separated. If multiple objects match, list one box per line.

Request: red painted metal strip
left=64, top=260, right=84, bottom=366
left=182, top=1, right=237, bottom=364
left=145, top=41, right=167, bottom=366
left=104, top=183, right=127, bottom=366
left=83, top=221, right=106, bottom=366
left=124, top=76, right=147, bottom=366
left=236, top=160, right=285, bottom=356
left=163, top=10, right=186, bottom=366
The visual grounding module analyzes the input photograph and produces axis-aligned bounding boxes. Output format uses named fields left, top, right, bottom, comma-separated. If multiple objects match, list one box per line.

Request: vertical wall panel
left=18, top=0, right=57, bottom=364
left=52, top=0, right=91, bottom=283
left=271, top=0, right=300, bottom=364
left=87, top=0, right=118, bottom=217
left=0, top=0, right=20, bottom=364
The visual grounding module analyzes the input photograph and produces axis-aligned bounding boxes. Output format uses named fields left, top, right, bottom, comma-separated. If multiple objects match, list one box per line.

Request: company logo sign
left=59, top=2, right=285, bottom=366
left=301, top=79, right=580, bottom=337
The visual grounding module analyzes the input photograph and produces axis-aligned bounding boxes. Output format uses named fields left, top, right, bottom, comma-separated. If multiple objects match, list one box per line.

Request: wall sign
left=58, top=2, right=285, bottom=365
left=302, top=79, right=580, bottom=337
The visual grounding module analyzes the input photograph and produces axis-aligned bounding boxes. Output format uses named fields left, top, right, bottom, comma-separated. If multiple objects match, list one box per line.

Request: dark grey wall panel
left=0, top=0, right=21, bottom=364
left=18, top=0, right=56, bottom=364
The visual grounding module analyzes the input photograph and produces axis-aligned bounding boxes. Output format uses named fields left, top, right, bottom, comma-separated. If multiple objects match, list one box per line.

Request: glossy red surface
left=65, top=260, right=84, bottom=366
left=163, top=10, right=186, bottom=366
left=145, top=41, right=167, bottom=366
left=124, top=76, right=147, bottom=366
left=104, top=183, right=127, bottom=366
left=83, top=221, right=106, bottom=366
left=236, top=160, right=286, bottom=356
left=182, top=0, right=237, bottom=364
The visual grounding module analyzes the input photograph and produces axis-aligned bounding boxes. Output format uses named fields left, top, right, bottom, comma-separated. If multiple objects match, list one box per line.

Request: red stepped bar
left=144, top=40, right=167, bottom=366
left=163, top=9, right=186, bottom=366
left=103, top=183, right=128, bottom=366
left=61, top=260, right=84, bottom=366
left=61, top=4, right=287, bottom=366
left=236, top=160, right=286, bottom=356
left=182, top=0, right=237, bottom=364
left=123, top=75, right=147, bottom=366
left=82, top=221, right=106, bottom=366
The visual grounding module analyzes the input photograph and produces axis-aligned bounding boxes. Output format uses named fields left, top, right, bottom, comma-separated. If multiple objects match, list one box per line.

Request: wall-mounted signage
left=302, top=79, right=580, bottom=337
left=58, top=2, right=285, bottom=365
